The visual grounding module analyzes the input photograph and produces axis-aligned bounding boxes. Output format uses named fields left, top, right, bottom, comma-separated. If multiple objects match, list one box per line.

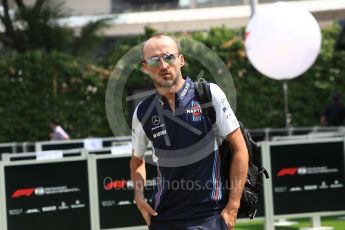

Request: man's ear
left=179, top=54, right=185, bottom=67
left=141, top=62, right=149, bottom=74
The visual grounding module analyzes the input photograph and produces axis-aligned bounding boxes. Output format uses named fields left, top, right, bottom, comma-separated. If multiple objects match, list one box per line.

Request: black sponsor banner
left=270, top=141, right=345, bottom=215
left=96, top=156, right=156, bottom=229
left=5, top=160, right=91, bottom=230
left=41, top=142, right=84, bottom=151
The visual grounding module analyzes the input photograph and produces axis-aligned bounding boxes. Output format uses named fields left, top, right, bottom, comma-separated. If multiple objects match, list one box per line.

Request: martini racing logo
left=187, top=101, right=202, bottom=122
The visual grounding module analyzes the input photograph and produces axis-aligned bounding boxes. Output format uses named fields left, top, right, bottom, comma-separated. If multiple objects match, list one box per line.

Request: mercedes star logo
left=152, top=116, right=160, bottom=125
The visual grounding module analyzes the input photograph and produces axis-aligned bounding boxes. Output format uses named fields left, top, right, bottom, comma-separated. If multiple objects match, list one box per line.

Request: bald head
left=140, top=34, right=185, bottom=91
left=142, top=34, right=181, bottom=60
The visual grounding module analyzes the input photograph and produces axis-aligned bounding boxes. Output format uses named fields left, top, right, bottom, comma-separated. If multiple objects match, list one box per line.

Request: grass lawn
left=236, top=216, right=345, bottom=230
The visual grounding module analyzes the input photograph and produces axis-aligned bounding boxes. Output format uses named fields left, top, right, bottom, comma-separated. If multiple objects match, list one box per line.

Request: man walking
left=130, top=34, right=248, bottom=230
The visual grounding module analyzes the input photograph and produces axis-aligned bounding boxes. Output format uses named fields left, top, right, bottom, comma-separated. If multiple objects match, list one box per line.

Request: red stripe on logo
left=11, top=188, right=35, bottom=198
left=277, top=168, right=298, bottom=177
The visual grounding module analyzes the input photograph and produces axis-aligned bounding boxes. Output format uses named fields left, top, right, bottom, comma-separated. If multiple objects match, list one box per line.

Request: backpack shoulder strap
left=195, top=78, right=222, bottom=146
left=195, top=78, right=216, bottom=124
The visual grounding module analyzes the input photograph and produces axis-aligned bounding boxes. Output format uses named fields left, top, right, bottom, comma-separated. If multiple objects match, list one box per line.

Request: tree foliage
left=0, top=25, right=344, bottom=142
left=0, top=0, right=109, bottom=55
left=106, top=25, right=345, bottom=129
left=0, top=50, right=112, bottom=141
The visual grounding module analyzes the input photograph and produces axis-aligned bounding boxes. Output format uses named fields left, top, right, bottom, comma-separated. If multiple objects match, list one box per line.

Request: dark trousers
left=149, top=214, right=228, bottom=230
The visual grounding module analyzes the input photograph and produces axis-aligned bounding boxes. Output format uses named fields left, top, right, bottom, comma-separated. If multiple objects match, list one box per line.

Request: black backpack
left=195, top=79, right=269, bottom=219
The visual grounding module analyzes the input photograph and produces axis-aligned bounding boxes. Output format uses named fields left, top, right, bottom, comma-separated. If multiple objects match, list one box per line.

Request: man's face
left=142, top=36, right=184, bottom=89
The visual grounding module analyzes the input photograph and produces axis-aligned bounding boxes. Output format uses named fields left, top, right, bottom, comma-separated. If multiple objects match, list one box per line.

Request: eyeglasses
left=143, top=53, right=180, bottom=68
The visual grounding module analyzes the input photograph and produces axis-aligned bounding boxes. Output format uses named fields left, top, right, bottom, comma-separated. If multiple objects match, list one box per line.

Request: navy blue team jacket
left=133, top=77, right=235, bottom=221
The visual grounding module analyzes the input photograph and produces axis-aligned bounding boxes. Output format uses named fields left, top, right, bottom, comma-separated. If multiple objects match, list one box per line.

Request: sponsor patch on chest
left=186, top=101, right=202, bottom=122
left=153, top=130, right=167, bottom=139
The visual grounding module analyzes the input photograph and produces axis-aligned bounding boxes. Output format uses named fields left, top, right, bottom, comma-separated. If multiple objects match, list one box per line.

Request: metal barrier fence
left=0, top=136, right=345, bottom=229
left=1, top=126, right=344, bottom=159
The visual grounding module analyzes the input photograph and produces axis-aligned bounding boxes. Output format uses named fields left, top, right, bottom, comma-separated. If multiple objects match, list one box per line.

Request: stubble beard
left=152, top=73, right=179, bottom=89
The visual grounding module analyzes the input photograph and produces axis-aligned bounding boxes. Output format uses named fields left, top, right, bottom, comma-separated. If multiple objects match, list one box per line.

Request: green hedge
left=0, top=51, right=112, bottom=142
left=0, top=25, right=344, bottom=142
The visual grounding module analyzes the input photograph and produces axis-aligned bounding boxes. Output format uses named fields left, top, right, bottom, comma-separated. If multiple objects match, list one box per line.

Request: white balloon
left=245, top=2, right=322, bottom=80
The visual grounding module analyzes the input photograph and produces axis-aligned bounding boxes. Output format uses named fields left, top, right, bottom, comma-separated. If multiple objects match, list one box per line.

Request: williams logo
left=187, top=101, right=202, bottom=122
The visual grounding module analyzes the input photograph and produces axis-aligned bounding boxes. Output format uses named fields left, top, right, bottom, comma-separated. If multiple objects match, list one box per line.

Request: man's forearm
left=227, top=149, right=248, bottom=209
left=133, top=173, right=145, bottom=199
left=130, top=156, right=146, bottom=199
left=130, top=155, right=157, bottom=224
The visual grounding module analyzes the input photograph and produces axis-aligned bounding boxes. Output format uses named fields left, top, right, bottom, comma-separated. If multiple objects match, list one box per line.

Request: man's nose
left=159, top=57, right=169, bottom=68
